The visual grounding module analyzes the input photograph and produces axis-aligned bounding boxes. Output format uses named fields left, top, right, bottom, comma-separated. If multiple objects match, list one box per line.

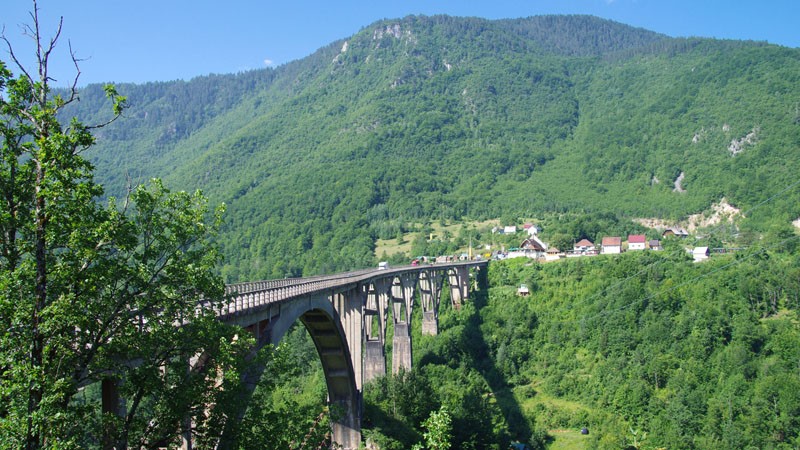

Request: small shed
left=693, top=246, right=710, bottom=262
left=517, top=284, right=530, bottom=296
left=545, top=247, right=563, bottom=261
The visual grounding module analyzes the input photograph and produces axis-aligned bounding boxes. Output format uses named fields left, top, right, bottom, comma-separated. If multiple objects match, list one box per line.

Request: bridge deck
left=217, top=260, right=486, bottom=319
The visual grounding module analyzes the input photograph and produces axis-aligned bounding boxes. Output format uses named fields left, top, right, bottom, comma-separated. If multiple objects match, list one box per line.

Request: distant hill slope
left=65, top=15, right=800, bottom=281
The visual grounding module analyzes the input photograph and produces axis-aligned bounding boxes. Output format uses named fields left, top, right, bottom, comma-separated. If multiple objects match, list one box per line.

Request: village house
left=520, top=235, right=548, bottom=259
left=523, top=223, right=541, bottom=236
left=601, top=236, right=622, bottom=254
left=493, top=225, right=519, bottom=235
left=627, top=234, right=647, bottom=251
left=572, top=239, right=597, bottom=255
left=648, top=239, right=662, bottom=251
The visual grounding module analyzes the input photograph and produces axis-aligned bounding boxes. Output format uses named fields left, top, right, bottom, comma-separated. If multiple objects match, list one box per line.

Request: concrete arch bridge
left=216, top=260, right=488, bottom=449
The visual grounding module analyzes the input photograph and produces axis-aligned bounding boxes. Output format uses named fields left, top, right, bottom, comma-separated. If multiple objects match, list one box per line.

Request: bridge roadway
left=213, top=260, right=488, bottom=450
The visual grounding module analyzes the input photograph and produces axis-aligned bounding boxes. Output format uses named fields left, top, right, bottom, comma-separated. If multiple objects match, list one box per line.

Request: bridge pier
left=364, top=280, right=391, bottom=383
left=419, top=270, right=444, bottom=336
left=391, top=322, right=412, bottom=373
left=364, top=340, right=386, bottom=382
left=330, top=396, right=361, bottom=450
left=390, top=274, right=417, bottom=373
left=421, top=311, right=438, bottom=336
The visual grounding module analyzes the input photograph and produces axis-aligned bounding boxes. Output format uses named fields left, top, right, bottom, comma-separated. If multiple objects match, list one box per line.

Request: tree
left=412, top=406, right=453, bottom=450
left=0, top=3, right=250, bottom=448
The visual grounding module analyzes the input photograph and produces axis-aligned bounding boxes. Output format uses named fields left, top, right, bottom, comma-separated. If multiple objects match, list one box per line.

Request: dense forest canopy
left=63, top=15, right=800, bottom=282
left=253, top=243, right=800, bottom=449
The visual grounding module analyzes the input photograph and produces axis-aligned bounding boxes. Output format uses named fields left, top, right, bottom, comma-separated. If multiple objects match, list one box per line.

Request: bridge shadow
left=417, top=269, right=534, bottom=444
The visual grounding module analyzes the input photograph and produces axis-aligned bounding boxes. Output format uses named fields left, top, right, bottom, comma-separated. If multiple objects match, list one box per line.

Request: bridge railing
left=224, top=268, right=376, bottom=296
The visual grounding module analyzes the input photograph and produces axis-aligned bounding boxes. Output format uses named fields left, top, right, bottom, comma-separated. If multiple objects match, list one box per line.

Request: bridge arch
left=249, top=291, right=361, bottom=450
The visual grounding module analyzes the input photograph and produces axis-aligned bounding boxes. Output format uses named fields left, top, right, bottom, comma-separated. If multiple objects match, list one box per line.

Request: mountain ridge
left=62, top=14, right=800, bottom=280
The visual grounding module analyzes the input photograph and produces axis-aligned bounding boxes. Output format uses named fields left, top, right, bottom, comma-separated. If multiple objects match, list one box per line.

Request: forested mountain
left=65, top=14, right=800, bottom=281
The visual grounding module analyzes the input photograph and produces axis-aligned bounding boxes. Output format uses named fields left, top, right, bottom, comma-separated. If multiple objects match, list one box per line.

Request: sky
left=2, top=0, right=799, bottom=86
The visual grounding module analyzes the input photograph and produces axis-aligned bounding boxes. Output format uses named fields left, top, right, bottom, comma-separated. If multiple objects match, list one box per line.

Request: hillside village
left=493, top=223, right=716, bottom=263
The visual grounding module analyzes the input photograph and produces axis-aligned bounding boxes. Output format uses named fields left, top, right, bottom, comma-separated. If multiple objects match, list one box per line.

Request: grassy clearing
left=374, top=237, right=414, bottom=259
left=547, top=429, right=590, bottom=450
left=374, top=219, right=502, bottom=258
left=512, top=382, right=598, bottom=450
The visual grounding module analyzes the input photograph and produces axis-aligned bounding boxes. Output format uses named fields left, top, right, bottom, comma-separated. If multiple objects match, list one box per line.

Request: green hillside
left=66, top=15, right=800, bottom=281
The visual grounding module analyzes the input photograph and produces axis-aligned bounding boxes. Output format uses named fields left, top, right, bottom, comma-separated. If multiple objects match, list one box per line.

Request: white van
left=378, top=261, right=389, bottom=270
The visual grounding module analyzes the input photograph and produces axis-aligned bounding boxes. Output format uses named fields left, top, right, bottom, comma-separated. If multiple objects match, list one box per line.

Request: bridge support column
left=331, top=289, right=364, bottom=392
left=421, top=311, right=438, bottom=336
left=329, top=288, right=364, bottom=449
left=390, top=274, right=417, bottom=373
left=392, top=322, right=412, bottom=373
left=419, top=270, right=444, bottom=336
left=364, top=340, right=386, bottom=382
left=331, top=396, right=361, bottom=450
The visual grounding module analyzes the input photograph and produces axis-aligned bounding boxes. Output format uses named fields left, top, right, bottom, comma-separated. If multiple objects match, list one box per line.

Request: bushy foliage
left=0, top=26, right=250, bottom=449
left=483, top=248, right=800, bottom=448
left=233, top=326, right=333, bottom=450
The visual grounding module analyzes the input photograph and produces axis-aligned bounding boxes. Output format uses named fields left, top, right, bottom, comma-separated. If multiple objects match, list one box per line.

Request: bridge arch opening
left=227, top=295, right=361, bottom=449
left=367, top=312, right=382, bottom=341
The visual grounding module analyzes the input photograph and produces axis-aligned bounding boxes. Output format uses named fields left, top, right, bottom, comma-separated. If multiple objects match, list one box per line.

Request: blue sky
left=3, top=0, right=798, bottom=86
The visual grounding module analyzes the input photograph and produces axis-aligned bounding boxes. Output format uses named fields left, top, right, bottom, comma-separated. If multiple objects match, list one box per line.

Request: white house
left=601, top=236, right=622, bottom=254
left=627, top=234, right=647, bottom=251
left=524, top=223, right=541, bottom=236
left=573, top=238, right=595, bottom=254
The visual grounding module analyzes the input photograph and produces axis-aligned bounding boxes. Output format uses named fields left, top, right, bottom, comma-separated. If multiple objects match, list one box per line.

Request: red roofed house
left=627, top=234, right=647, bottom=251
left=601, top=237, right=622, bottom=254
